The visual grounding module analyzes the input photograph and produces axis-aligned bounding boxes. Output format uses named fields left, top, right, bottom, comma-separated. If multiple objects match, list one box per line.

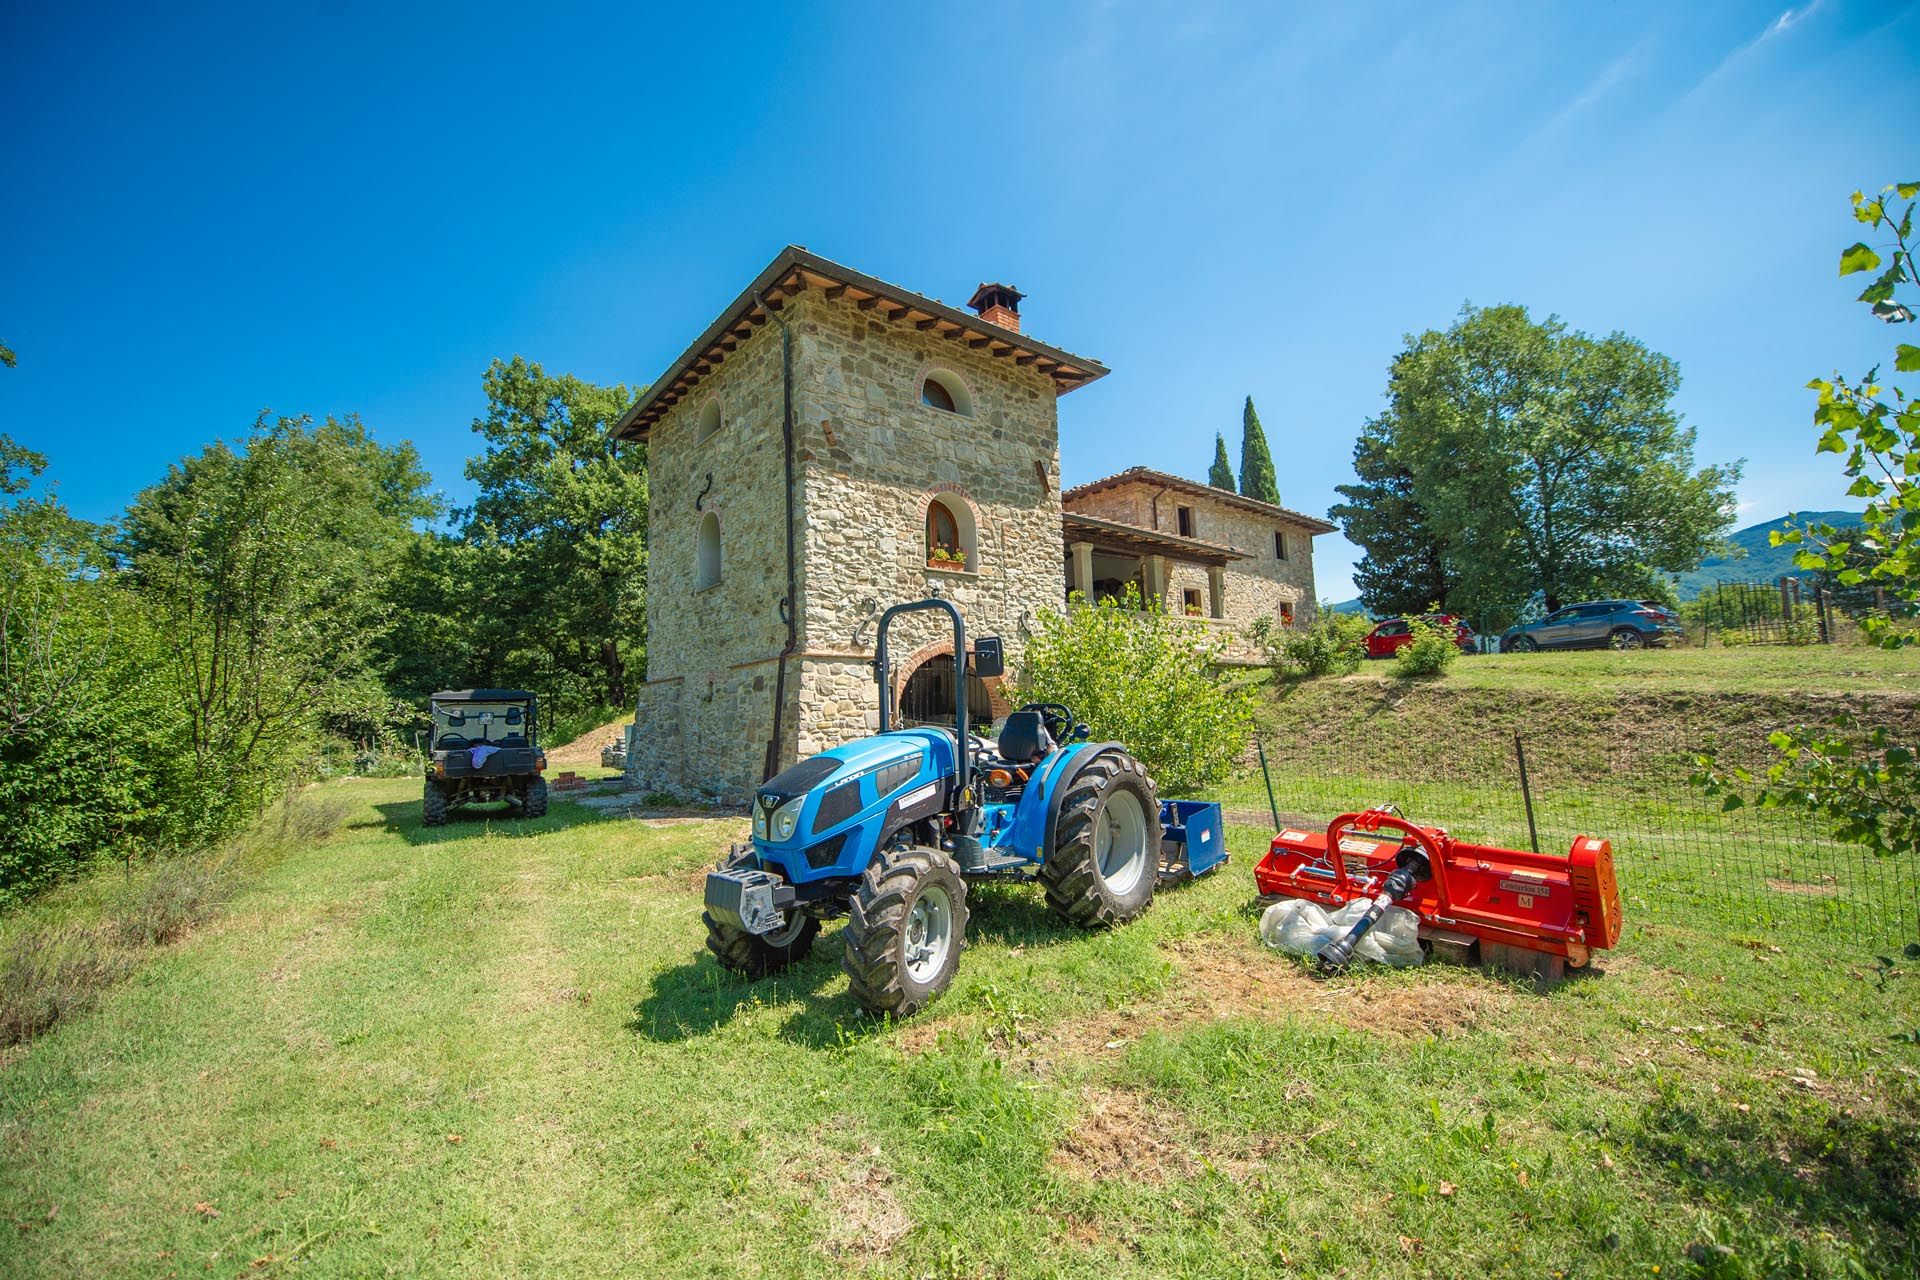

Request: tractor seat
left=996, top=710, right=1054, bottom=764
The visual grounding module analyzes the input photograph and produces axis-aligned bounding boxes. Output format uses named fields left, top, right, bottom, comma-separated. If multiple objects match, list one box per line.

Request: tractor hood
left=750, top=729, right=957, bottom=882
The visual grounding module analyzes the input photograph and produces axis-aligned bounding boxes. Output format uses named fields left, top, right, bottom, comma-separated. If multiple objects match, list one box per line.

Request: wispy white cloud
left=1685, top=0, right=1824, bottom=98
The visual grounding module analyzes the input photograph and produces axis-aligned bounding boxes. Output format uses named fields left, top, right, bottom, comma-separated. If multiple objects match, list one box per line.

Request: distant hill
left=1674, top=510, right=1862, bottom=600
left=1327, top=598, right=1368, bottom=616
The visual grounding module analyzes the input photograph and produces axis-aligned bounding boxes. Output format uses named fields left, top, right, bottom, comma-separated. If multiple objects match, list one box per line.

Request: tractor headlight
left=753, top=796, right=805, bottom=843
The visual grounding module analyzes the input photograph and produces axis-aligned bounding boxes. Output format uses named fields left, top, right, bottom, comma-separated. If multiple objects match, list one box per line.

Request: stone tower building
left=611, top=247, right=1333, bottom=803
left=610, top=247, right=1107, bottom=802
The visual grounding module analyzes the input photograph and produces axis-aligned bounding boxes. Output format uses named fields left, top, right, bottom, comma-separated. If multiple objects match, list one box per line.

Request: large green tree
left=1238, top=396, right=1281, bottom=505
left=454, top=357, right=643, bottom=711
left=1208, top=433, right=1235, bottom=490
left=120, top=415, right=436, bottom=820
left=1368, top=304, right=1737, bottom=620
left=1330, top=405, right=1455, bottom=617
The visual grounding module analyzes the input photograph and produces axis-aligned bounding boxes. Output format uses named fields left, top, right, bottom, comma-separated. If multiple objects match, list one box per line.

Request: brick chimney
left=967, top=282, right=1024, bottom=333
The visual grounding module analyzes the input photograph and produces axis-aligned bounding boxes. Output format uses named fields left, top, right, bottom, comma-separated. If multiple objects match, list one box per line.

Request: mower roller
left=702, top=597, right=1228, bottom=1017
left=1254, top=807, right=1623, bottom=982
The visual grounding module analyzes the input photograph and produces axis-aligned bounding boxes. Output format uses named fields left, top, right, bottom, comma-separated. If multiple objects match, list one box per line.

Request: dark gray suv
left=1500, top=600, right=1682, bottom=652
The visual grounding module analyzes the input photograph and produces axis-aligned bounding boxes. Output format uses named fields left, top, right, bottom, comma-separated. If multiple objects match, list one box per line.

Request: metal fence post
left=1514, top=732, right=1541, bottom=856
left=1256, top=737, right=1281, bottom=832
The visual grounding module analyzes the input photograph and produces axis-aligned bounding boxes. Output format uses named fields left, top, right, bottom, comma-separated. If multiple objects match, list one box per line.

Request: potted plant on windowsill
left=927, top=547, right=966, bottom=571
left=1184, top=604, right=1204, bottom=617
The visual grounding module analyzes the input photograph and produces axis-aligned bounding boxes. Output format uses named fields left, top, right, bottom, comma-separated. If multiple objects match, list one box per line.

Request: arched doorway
left=898, top=653, right=995, bottom=731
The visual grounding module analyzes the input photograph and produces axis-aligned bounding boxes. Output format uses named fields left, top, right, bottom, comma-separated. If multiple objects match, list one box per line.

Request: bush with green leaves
left=1251, top=609, right=1369, bottom=679
left=1393, top=614, right=1459, bottom=677
left=1017, top=587, right=1255, bottom=794
left=1695, top=180, right=1919, bottom=865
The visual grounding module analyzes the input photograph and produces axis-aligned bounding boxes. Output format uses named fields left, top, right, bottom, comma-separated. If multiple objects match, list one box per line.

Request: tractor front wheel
left=843, top=846, right=968, bottom=1017
left=422, top=779, right=450, bottom=827
left=1040, top=752, right=1159, bottom=929
left=705, top=910, right=821, bottom=979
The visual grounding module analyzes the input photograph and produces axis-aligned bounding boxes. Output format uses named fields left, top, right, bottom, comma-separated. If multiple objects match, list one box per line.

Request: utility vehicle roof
left=430, top=689, right=536, bottom=702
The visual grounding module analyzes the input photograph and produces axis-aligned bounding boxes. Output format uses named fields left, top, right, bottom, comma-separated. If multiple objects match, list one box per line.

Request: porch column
left=1144, top=555, right=1168, bottom=608
left=1207, top=565, right=1225, bottom=619
left=1069, top=541, right=1095, bottom=601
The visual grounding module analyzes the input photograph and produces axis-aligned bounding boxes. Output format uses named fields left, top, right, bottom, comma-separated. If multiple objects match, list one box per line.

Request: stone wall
left=626, top=309, right=799, bottom=801
left=627, top=288, right=1069, bottom=801
left=788, top=291, right=1064, bottom=758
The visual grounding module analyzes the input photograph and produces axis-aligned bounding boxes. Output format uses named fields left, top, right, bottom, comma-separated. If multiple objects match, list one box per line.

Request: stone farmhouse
left=610, top=246, right=1333, bottom=802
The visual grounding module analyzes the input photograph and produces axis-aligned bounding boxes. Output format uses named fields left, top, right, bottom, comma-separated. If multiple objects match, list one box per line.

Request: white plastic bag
left=1259, top=897, right=1424, bottom=967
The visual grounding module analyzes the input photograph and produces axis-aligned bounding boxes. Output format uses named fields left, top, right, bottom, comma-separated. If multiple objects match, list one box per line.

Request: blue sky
left=2, top=1, right=1916, bottom=600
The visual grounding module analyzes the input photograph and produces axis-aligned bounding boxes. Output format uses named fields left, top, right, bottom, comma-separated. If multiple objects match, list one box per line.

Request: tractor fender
left=1039, top=743, right=1131, bottom=859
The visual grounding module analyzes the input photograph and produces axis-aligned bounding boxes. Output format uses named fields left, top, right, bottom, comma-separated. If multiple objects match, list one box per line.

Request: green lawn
left=3, top=779, right=1916, bottom=1277
left=1372, top=643, right=1920, bottom=698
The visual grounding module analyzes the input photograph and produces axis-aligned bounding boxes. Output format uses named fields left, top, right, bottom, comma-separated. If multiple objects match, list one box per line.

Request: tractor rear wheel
left=704, top=910, right=821, bottom=979
left=1040, top=752, right=1159, bottom=929
left=422, top=779, right=450, bottom=827
left=522, top=776, right=549, bottom=818
left=842, top=845, right=968, bottom=1017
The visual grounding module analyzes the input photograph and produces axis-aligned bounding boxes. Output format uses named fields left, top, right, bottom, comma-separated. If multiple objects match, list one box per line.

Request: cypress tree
left=1238, top=395, right=1280, bottom=505
left=1207, top=433, right=1235, bottom=490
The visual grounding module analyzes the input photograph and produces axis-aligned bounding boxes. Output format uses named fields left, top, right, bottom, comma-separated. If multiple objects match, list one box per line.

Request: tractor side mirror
left=970, top=636, right=1005, bottom=679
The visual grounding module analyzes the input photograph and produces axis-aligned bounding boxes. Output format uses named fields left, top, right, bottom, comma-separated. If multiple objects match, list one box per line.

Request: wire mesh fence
left=1216, top=722, right=1920, bottom=953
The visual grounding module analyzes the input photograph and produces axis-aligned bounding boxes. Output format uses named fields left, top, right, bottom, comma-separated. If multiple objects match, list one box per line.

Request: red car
left=1364, top=614, right=1477, bottom=659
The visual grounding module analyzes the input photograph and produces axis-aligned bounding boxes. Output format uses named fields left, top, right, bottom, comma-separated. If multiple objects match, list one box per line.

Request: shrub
left=1017, top=587, right=1255, bottom=794
left=112, top=858, right=233, bottom=947
left=0, top=926, right=129, bottom=1047
left=1252, top=610, right=1369, bottom=679
left=1393, top=614, right=1459, bottom=678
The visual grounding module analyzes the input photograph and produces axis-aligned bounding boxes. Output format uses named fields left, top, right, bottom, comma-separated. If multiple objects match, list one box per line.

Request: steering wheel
left=1019, top=702, right=1079, bottom=743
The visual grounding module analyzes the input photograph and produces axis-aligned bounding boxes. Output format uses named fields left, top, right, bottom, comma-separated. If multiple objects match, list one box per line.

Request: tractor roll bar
left=873, top=597, right=968, bottom=751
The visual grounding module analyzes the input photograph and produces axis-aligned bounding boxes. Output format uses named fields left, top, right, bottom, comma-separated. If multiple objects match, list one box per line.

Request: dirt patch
left=1048, top=1086, right=1294, bottom=1185
left=1765, top=877, right=1839, bottom=898
left=543, top=717, right=633, bottom=769
left=1050, top=1087, right=1199, bottom=1183
left=779, top=1139, right=912, bottom=1263
left=1167, top=938, right=1517, bottom=1038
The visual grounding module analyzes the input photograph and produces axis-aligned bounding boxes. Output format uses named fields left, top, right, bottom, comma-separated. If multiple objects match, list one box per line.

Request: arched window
left=920, top=369, right=972, bottom=416
left=925, top=494, right=975, bottom=571
left=696, top=512, right=721, bottom=589
left=696, top=398, right=722, bottom=444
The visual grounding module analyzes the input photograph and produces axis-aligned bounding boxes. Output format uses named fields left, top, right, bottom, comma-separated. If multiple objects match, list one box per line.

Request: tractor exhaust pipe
left=1317, top=847, right=1430, bottom=973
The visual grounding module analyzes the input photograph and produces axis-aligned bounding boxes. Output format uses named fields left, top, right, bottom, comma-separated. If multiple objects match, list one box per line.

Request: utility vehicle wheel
left=842, top=846, right=968, bottom=1017
left=1607, top=628, right=1643, bottom=651
left=522, top=776, right=549, bottom=818
left=1509, top=636, right=1538, bottom=654
left=1040, top=752, right=1159, bottom=929
left=422, top=779, right=449, bottom=827
left=704, top=909, right=821, bottom=979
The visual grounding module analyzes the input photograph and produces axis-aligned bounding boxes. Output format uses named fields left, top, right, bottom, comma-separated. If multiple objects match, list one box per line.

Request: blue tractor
left=703, top=598, right=1227, bottom=1016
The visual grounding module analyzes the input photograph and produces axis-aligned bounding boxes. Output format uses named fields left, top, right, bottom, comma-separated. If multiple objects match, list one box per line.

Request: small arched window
left=925, top=494, right=975, bottom=571
left=696, top=398, right=722, bottom=444
left=920, top=369, right=972, bottom=416
left=696, top=512, right=721, bottom=589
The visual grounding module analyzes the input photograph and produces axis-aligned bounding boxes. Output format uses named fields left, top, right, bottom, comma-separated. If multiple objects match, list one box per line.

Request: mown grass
left=1377, top=643, right=1920, bottom=698
left=2, top=778, right=1916, bottom=1278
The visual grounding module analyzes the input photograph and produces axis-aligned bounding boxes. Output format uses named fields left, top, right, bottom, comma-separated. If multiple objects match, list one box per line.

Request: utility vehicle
left=422, top=688, right=549, bottom=826
left=702, top=598, right=1224, bottom=1016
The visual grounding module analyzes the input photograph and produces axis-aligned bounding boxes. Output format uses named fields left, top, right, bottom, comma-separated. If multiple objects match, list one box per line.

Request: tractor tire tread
left=703, top=910, right=820, bottom=979
left=1039, top=752, right=1158, bottom=929
left=523, top=776, right=549, bottom=818
left=422, top=779, right=449, bottom=827
left=842, top=845, right=966, bottom=1017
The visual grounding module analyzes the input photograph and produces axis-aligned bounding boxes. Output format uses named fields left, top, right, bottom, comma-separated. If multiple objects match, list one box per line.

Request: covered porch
left=1061, top=512, right=1249, bottom=619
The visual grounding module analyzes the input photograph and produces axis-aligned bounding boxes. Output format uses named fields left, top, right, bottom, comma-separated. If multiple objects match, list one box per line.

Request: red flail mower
left=1253, top=808, right=1624, bottom=982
